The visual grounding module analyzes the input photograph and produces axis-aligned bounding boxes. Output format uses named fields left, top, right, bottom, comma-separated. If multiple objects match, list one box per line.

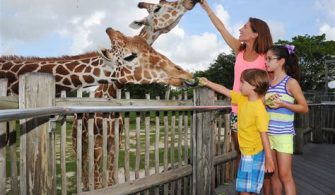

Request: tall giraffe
left=86, top=0, right=199, bottom=189
left=0, top=27, right=194, bottom=189
left=95, top=0, right=199, bottom=97
left=75, top=0, right=199, bottom=189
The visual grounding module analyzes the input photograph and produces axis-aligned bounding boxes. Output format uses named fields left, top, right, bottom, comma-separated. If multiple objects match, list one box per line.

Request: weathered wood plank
left=0, top=96, right=18, bottom=109
left=124, top=93, right=130, bottom=182
left=80, top=165, right=192, bottom=195
left=135, top=112, right=141, bottom=180
left=60, top=91, right=67, bottom=195
left=154, top=96, right=160, bottom=195
left=88, top=113, right=94, bottom=190
left=9, top=121, right=18, bottom=195
left=0, top=79, right=8, bottom=194
left=102, top=114, right=108, bottom=187
left=163, top=111, right=169, bottom=195
left=19, top=73, right=55, bottom=195
left=193, top=87, right=215, bottom=195
left=114, top=112, right=120, bottom=184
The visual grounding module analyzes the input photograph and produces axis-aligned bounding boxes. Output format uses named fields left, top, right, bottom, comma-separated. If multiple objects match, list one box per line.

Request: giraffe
left=0, top=27, right=195, bottom=189
left=95, top=0, right=199, bottom=97
left=82, top=0, right=199, bottom=189
left=129, top=0, right=199, bottom=45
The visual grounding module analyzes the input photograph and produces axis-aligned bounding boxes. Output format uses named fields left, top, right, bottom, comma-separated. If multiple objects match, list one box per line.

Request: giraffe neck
left=94, top=82, right=123, bottom=98
left=0, top=52, right=117, bottom=95
left=137, top=1, right=188, bottom=46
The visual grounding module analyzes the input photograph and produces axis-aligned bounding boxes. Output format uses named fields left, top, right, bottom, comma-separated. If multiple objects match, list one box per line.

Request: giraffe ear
left=97, top=49, right=118, bottom=72
left=129, top=20, right=145, bottom=29
left=97, top=48, right=113, bottom=61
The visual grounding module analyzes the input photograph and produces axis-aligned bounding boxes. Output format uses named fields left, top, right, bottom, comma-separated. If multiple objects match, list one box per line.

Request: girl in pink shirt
left=200, top=1, right=273, bottom=191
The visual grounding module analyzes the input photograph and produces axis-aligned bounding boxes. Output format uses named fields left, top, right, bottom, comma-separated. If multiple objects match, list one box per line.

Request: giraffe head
left=129, top=0, right=199, bottom=45
left=102, top=27, right=194, bottom=86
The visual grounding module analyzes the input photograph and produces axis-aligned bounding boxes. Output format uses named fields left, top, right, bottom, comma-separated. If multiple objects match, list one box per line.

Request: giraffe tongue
left=183, top=77, right=199, bottom=87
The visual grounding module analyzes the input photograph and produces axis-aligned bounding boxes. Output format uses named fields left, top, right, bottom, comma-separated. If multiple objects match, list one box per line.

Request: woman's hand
left=199, top=0, right=210, bottom=11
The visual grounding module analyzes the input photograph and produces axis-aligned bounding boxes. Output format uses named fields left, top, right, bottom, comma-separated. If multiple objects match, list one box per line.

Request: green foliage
left=276, top=34, right=335, bottom=91
left=194, top=53, right=235, bottom=89
left=122, top=83, right=169, bottom=99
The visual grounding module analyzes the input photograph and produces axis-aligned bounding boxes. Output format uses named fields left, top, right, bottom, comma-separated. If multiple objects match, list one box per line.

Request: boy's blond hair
left=240, top=69, right=270, bottom=96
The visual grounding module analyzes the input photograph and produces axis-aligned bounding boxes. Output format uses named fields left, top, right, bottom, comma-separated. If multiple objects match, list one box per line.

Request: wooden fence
left=0, top=73, right=237, bottom=195
left=0, top=73, right=334, bottom=195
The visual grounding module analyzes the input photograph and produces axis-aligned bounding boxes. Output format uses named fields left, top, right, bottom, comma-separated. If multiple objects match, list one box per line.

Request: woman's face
left=239, top=21, right=258, bottom=42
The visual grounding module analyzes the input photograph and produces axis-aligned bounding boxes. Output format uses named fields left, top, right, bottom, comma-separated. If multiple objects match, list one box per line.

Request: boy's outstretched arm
left=260, top=132, right=275, bottom=173
left=199, top=77, right=231, bottom=97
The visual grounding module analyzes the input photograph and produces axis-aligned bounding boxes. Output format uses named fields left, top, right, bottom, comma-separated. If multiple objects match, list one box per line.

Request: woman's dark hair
left=239, top=17, right=273, bottom=54
left=269, top=45, right=300, bottom=81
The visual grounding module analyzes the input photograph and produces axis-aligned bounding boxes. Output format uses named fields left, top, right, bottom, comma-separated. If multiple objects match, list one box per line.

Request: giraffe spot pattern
left=70, top=75, right=82, bottom=87
left=17, top=64, right=39, bottom=75
left=65, top=61, right=80, bottom=71
left=74, top=64, right=86, bottom=73
left=56, top=65, right=70, bottom=75
left=83, top=75, right=95, bottom=83
left=93, top=68, right=101, bottom=77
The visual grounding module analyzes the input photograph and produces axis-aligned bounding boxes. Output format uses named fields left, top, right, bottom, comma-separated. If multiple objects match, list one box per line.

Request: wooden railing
left=294, top=102, right=335, bottom=153
left=0, top=73, right=237, bottom=195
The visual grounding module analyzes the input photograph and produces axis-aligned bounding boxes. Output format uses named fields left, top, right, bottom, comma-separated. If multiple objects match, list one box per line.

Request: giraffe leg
left=107, top=135, right=116, bottom=186
left=94, top=139, right=103, bottom=189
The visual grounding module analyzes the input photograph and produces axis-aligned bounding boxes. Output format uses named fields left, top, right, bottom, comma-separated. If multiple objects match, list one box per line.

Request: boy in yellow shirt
left=200, top=69, right=274, bottom=194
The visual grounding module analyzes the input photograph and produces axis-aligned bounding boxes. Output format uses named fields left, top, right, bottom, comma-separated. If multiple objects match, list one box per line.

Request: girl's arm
left=285, top=79, right=309, bottom=113
left=260, top=132, right=275, bottom=173
left=200, top=77, right=231, bottom=97
left=200, top=0, right=240, bottom=53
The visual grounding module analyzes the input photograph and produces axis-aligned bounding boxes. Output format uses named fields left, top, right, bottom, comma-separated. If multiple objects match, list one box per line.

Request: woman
left=200, top=0, right=273, bottom=174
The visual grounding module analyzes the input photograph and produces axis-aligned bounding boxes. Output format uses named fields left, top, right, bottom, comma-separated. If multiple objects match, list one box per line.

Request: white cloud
left=314, top=0, right=335, bottom=40
left=153, top=26, right=228, bottom=71
left=315, top=0, right=335, bottom=17
left=0, top=0, right=150, bottom=55
left=214, top=4, right=231, bottom=32
left=84, top=11, right=106, bottom=28
left=319, top=24, right=335, bottom=40
left=268, top=21, right=286, bottom=42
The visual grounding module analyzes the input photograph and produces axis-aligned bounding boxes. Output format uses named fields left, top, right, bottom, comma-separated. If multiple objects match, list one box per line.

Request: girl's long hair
left=269, top=45, right=300, bottom=82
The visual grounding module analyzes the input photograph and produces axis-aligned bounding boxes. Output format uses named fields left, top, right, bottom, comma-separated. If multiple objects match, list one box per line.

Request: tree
left=276, top=34, right=335, bottom=91
left=122, top=83, right=169, bottom=99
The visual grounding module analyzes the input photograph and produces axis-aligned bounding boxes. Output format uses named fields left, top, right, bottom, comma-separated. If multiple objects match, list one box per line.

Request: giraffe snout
left=183, top=77, right=199, bottom=87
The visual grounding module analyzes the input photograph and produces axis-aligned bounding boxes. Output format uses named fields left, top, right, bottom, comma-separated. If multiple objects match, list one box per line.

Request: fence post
left=294, top=113, right=304, bottom=154
left=192, top=87, right=215, bottom=195
left=0, top=79, right=8, bottom=194
left=313, top=105, right=323, bottom=143
left=19, top=72, right=56, bottom=195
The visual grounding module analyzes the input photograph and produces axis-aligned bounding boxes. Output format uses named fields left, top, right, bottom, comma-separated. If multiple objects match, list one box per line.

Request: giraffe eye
left=154, top=6, right=161, bottom=13
left=124, top=53, right=137, bottom=62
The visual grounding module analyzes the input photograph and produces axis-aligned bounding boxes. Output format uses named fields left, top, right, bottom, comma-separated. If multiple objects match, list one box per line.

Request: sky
left=1, top=0, right=335, bottom=72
